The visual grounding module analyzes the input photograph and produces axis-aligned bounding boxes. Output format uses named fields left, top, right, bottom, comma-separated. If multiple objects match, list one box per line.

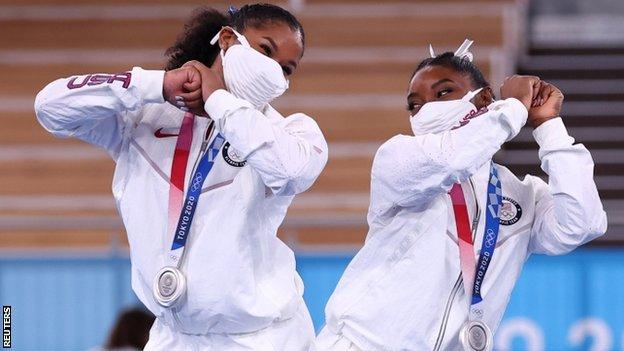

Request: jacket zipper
left=432, top=273, right=463, bottom=350
left=188, top=120, right=215, bottom=178
left=432, top=178, right=481, bottom=350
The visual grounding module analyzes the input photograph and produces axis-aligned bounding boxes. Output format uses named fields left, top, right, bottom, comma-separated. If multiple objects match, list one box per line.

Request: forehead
left=408, top=65, right=472, bottom=92
left=243, top=22, right=304, bottom=57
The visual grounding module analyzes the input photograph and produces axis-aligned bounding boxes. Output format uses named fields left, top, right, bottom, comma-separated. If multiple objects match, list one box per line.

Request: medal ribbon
left=166, top=112, right=194, bottom=258
left=449, top=182, right=477, bottom=301
left=166, top=113, right=224, bottom=267
left=449, top=162, right=502, bottom=321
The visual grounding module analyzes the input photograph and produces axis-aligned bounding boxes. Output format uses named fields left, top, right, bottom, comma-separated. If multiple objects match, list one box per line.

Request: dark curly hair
left=164, top=3, right=305, bottom=71
left=411, top=52, right=490, bottom=89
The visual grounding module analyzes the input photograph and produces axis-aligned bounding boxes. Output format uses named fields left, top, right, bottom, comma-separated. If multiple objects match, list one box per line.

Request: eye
left=437, top=88, right=452, bottom=98
left=282, top=66, right=293, bottom=76
left=260, top=44, right=272, bottom=57
left=407, top=102, right=421, bottom=114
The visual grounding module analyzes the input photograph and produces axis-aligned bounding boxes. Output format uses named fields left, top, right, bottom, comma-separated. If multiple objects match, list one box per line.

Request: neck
left=212, top=54, right=225, bottom=85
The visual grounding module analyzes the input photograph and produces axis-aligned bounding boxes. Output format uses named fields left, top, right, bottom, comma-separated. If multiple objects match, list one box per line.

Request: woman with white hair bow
left=316, top=40, right=606, bottom=351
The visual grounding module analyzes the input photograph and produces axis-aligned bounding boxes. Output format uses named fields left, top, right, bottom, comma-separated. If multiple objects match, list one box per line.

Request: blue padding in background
left=1, top=249, right=623, bottom=350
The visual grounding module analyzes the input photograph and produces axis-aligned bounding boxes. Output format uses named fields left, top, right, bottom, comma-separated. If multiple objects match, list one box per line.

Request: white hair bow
left=429, top=39, right=475, bottom=62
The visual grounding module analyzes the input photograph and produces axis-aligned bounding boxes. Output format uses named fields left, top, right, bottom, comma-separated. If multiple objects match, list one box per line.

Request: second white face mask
left=410, top=88, right=483, bottom=136
left=211, top=27, right=289, bottom=109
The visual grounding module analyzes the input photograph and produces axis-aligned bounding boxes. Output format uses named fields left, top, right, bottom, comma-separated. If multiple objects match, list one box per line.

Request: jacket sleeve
left=368, top=98, right=527, bottom=224
left=204, top=89, right=328, bottom=196
left=528, top=118, right=608, bottom=255
left=34, top=67, right=165, bottom=160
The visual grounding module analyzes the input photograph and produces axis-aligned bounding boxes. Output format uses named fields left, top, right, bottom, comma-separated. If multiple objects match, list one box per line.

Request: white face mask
left=410, top=88, right=483, bottom=136
left=210, top=27, right=289, bottom=109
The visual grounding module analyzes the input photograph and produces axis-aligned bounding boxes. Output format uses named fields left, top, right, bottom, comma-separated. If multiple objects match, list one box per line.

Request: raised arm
left=34, top=66, right=203, bottom=160
left=367, top=75, right=543, bottom=224
left=34, top=67, right=165, bottom=159
left=185, top=60, right=327, bottom=196
left=527, top=83, right=607, bottom=254
left=204, top=89, right=328, bottom=196
left=368, top=97, right=527, bottom=223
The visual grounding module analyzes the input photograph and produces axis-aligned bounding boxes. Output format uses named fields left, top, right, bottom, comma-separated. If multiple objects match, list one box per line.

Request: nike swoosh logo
left=154, top=128, right=179, bottom=138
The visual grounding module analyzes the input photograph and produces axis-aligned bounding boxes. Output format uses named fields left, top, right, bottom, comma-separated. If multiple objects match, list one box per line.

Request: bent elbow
left=34, top=86, right=65, bottom=136
left=273, top=165, right=320, bottom=196
left=586, top=210, right=608, bottom=240
left=559, top=211, right=608, bottom=249
left=576, top=208, right=608, bottom=243
left=267, top=176, right=308, bottom=197
left=34, top=92, right=54, bottom=133
left=276, top=144, right=327, bottom=196
left=34, top=89, right=48, bottom=124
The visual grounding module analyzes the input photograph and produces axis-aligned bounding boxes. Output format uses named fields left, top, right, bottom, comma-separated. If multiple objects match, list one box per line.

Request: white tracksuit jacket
left=317, top=98, right=607, bottom=351
left=34, top=67, right=328, bottom=349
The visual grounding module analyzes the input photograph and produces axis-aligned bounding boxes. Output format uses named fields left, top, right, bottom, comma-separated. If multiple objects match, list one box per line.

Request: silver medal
left=460, top=320, right=493, bottom=351
left=153, top=266, right=187, bottom=308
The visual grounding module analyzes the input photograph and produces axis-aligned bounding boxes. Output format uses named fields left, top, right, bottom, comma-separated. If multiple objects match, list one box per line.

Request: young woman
left=317, top=41, right=607, bottom=351
left=35, top=4, right=327, bottom=350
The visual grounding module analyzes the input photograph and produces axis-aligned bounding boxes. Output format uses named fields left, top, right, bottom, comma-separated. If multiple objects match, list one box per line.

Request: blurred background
left=0, top=0, right=623, bottom=350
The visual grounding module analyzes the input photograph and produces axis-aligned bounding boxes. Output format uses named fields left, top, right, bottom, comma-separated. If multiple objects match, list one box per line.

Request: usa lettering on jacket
left=67, top=73, right=132, bottom=90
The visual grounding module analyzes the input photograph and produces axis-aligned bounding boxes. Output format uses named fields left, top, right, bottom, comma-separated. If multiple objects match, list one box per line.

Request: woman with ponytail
left=34, top=4, right=326, bottom=350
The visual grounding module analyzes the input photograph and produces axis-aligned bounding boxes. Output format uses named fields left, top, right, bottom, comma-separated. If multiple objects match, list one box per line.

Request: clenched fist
left=162, top=65, right=205, bottom=116
left=182, top=60, right=226, bottom=103
left=500, top=75, right=541, bottom=111
left=528, top=81, right=564, bottom=128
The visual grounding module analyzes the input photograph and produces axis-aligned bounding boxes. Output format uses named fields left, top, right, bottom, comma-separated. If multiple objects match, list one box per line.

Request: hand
left=182, top=60, right=226, bottom=105
left=500, top=75, right=541, bottom=110
left=528, top=81, right=564, bottom=128
left=162, top=65, right=205, bottom=115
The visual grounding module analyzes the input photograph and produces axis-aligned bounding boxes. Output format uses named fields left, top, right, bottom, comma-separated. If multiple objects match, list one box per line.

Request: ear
left=474, top=86, right=494, bottom=109
left=218, top=27, right=239, bottom=52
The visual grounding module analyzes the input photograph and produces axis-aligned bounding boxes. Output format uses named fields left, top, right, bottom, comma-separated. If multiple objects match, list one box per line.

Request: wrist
left=202, top=86, right=220, bottom=103
left=162, top=71, right=169, bottom=100
left=529, top=115, right=557, bottom=129
left=499, top=93, right=531, bottom=111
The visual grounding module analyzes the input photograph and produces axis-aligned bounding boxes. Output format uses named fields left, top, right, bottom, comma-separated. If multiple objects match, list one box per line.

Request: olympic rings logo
left=191, top=173, right=203, bottom=192
left=485, top=228, right=496, bottom=247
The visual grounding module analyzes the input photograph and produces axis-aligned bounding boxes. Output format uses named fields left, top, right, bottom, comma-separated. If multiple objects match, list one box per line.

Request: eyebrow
left=431, top=78, right=454, bottom=89
left=263, top=36, right=298, bottom=70
left=406, top=91, right=419, bottom=102
left=407, top=78, right=457, bottom=102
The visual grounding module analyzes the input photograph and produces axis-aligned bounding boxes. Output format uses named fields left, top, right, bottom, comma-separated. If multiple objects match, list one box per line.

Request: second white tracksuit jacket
left=317, top=98, right=607, bottom=351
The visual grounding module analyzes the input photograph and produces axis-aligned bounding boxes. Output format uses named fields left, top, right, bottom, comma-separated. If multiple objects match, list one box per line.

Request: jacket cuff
left=133, top=67, right=165, bottom=104
left=204, top=89, right=253, bottom=121
left=504, top=97, right=529, bottom=119
left=489, top=97, right=528, bottom=138
left=533, top=117, right=575, bottom=151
